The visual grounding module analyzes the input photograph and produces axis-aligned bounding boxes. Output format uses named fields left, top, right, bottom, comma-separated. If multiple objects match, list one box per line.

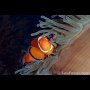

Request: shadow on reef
left=0, top=15, right=40, bottom=75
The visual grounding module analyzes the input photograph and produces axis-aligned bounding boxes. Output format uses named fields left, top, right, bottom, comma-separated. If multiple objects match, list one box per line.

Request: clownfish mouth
left=38, top=36, right=54, bottom=53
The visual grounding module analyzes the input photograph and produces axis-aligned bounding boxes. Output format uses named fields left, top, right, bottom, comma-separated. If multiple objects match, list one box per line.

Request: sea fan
left=15, top=15, right=90, bottom=75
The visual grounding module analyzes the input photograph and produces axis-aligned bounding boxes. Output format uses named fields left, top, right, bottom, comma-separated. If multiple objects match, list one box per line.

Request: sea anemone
left=15, top=15, right=90, bottom=75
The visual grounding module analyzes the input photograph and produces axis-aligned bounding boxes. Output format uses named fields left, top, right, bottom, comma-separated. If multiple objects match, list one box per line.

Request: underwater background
left=0, top=15, right=51, bottom=75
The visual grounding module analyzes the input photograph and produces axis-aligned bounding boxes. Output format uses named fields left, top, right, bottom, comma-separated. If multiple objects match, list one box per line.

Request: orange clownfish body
left=38, top=36, right=54, bottom=56
left=23, top=36, right=54, bottom=63
left=22, top=52, right=34, bottom=64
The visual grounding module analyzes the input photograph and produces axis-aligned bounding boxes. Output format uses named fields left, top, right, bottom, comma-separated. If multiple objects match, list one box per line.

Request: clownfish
left=22, top=36, right=54, bottom=63
left=38, top=36, right=54, bottom=56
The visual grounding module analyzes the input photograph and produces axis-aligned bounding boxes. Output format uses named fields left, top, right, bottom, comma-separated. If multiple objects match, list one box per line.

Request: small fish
left=22, top=36, right=54, bottom=64
left=38, top=36, right=54, bottom=56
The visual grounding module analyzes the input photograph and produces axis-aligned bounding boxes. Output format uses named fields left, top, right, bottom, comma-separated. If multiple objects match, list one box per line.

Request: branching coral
left=15, top=15, right=90, bottom=75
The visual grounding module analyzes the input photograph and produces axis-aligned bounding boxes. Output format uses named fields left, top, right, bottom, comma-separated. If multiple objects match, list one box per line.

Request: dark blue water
left=0, top=15, right=48, bottom=74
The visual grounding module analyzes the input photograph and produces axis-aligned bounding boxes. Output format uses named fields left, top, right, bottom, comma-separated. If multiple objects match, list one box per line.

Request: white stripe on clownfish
left=38, top=36, right=54, bottom=53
